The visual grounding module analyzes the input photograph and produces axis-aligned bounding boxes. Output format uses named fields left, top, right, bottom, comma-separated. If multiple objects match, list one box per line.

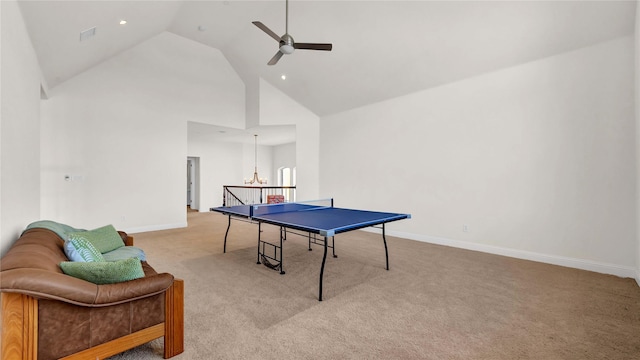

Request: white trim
left=364, top=228, right=637, bottom=279
left=122, top=222, right=187, bottom=234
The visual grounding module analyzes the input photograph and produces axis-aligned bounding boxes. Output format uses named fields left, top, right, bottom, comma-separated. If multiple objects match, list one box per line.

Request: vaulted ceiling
left=18, top=0, right=637, bottom=119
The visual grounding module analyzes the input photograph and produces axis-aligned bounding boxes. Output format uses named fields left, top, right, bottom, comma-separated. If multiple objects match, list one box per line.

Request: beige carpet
left=109, top=211, right=640, bottom=359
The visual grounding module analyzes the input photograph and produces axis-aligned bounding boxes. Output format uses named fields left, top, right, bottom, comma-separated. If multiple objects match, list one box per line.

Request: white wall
left=0, top=1, right=42, bottom=256
left=40, top=32, right=245, bottom=233
left=273, top=142, right=297, bottom=181
left=635, top=0, right=640, bottom=286
left=259, top=79, right=319, bottom=200
left=187, top=138, right=244, bottom=210
left=321, top=36, right=636, bottom=278
left=245, top=77, right=260, bottom=129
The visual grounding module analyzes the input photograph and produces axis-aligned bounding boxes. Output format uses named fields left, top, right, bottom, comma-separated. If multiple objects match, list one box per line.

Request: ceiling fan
left=252, top=0, right=332, bottom=65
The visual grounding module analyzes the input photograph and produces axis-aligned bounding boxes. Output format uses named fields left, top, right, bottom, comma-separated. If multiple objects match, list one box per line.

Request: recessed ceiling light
left=119, top=20, right=127, bottom=25
left=281, top=75, right=287, bottom=80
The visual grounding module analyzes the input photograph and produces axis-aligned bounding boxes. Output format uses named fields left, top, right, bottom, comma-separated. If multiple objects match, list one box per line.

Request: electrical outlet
left=463, top=224, right=469, bottom=232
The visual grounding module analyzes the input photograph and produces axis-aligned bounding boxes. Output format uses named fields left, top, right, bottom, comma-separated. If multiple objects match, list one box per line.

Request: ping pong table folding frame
left=254, top=222, right=337, bottom=275
left=212, top=199, right=410, bottom=301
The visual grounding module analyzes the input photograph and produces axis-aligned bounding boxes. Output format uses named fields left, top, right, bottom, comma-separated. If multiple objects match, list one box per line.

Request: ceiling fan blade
left=252, top=21, right=281, bottom=42
left=267, top=51, right=284, bottom=66
left=294, top=43, right=333, bottom=51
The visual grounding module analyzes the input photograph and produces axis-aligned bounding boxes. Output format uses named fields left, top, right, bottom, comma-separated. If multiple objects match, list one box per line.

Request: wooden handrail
left=223, top=185, right=296, bottom=206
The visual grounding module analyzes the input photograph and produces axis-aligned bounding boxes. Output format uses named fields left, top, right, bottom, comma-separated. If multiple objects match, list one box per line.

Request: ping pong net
left=249, top=198, right=333, bottom=218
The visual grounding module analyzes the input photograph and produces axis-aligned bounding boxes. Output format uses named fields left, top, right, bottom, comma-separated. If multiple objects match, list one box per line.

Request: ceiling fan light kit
left=253, top=0, right=332, bottom=65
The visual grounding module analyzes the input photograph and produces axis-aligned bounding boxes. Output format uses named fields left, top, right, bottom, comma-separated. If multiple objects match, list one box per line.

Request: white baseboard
left=363, top=228, right=637, bottom=280
left=122, top=222, right=188, bottom=234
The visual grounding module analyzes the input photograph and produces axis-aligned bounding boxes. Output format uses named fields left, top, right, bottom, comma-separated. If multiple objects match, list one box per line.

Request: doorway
left=187, top=157, right=199, bottom=211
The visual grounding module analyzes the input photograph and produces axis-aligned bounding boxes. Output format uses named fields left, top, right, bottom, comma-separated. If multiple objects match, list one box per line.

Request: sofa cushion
left=64, top=237, right=105, bottom=262
left=102, top=246, right=147, bottom=262
left=69, top=225, right=124, bottom=254
left=59, top=258, right=145, bottom=285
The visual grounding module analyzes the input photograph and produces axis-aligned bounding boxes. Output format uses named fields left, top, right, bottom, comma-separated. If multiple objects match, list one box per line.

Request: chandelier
left=245, top=134, right=267, bottom=185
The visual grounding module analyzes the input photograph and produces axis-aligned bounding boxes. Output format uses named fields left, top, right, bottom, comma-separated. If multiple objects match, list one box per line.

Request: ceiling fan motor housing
left=280, top=34, right=295, bottom=54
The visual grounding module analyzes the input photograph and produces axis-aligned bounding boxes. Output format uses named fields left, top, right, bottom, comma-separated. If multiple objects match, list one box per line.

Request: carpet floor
left=108, top=210, right=640, bottom=359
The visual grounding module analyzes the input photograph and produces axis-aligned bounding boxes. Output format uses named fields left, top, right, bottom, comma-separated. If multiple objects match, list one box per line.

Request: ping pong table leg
left=382, top=223, right=389, bottom=270
left=279, top=228, right=285, bottom=275
left=319, top=235, right=328, bottom=301
left=332, top=236, right=337, bottom=258
left=223, top=215, right=231, bottom=253
left=256, top=222, right=262, bottom=264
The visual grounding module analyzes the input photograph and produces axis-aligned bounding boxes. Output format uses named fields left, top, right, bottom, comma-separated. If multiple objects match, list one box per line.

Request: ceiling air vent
left=79, top=27, right=96, bottom=42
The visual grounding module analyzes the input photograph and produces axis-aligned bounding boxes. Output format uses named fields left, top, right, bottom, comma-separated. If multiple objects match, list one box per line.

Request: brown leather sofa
left=1, top=227, right=184, bottom=360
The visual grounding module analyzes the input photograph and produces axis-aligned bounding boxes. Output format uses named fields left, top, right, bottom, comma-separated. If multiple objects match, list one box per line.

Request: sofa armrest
left=118, top=231, right=134, bottom=246
left=94, top=272, right=174, bottom=305
left=125, top=236, right=134, bottom=246
left=1, top=268, right=174, bottom=307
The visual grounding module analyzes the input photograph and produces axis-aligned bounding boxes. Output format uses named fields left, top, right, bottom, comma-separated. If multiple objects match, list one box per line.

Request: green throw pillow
left=59, top=258, right=145, bottom=285
left=69, top=224, right=124, bottom=254
left=64, top=237, right=105, bottom=262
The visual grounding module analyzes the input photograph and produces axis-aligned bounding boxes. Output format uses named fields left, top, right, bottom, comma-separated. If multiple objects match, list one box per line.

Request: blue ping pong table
left=212, top=199, right=410, bottom=301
